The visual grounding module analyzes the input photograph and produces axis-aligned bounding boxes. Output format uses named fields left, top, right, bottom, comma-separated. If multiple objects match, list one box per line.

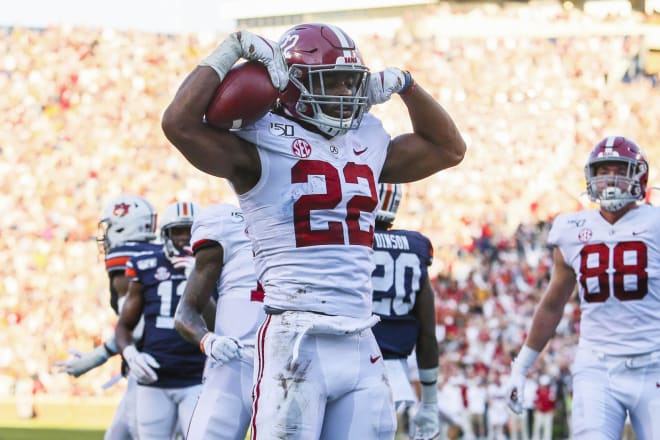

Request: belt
left=592, top=349, right=660, bottom=368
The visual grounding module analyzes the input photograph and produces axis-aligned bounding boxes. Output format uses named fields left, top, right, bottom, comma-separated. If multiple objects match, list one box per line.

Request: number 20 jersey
left=548, top=204, right=660, bottom=356
left=235, top=112, right=391, bottom=319
left=371, top=228, right=433, bottom=359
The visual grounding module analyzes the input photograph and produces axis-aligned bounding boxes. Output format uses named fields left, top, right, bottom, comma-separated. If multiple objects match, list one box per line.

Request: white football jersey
left=236, top=112, right=391, bottom=318
left=191, top=204, right=264, bottom=346
left=548, top=204, right=660, bottom=355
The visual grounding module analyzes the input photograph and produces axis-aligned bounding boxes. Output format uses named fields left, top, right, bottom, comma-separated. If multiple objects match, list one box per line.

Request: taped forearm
left=102, top=335, right=118, bottom=355
left=511, top=345, right=539, bottom=374
left=418, top=367, right=439, bottom=404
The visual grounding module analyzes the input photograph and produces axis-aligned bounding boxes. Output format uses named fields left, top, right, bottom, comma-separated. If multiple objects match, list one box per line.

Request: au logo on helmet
left=113, top=203, right=131, bottom=217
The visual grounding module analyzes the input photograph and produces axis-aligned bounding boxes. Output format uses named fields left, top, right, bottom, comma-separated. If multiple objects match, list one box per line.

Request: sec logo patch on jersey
left=292, top=138, right=312, bottom=158
left=578, top=229, right=592, bottom=242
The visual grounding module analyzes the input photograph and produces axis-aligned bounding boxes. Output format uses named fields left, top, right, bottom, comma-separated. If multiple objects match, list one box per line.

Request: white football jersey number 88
left=580, top=241, right=647, bottom=302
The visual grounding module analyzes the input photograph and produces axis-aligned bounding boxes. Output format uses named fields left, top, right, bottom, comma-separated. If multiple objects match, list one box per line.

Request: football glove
left=200, top=332, right=241, bottom=365
left=55, top=345, right=112, bottom=377
left=170, top=254, right=195, bottom=278
left=506, top=345, right=539, bottom=414
left=412, top=403, right=440, bottom=440
left=200, top=30, right=288, bottom=91
left=506, top=368, right=526, bottom=414
left=122, top=345, right=160, bottom=384
left=367, top=67, right=414, bottom=106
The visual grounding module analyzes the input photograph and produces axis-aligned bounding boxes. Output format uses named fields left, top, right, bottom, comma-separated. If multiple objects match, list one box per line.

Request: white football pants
left=186, top=353, right=254, bottom=440
left=104, top=376, right=138, bottom=440
left=571, top=347, right=660, bottom=440
left=251, top=312, right=396, bottom=439
left=136, top=383, right=202, bottom=440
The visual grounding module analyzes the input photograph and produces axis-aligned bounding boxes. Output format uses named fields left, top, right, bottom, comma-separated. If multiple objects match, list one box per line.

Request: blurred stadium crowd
left=0, top=1, right=658, bottom=436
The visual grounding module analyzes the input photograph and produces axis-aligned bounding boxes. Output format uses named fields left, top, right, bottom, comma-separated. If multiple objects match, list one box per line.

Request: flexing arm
left=174, top=243, right=224, bottom=345
left=162, top=31, right=287, bottom=193
left=380, top=82, right=466, bottom=183
left=161, top=67, right=259, bottom=192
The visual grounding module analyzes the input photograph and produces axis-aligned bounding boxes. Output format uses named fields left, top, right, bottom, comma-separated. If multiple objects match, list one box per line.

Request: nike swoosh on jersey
left=369, top=355, right=381, bottom=363
left=353, top=147, right=368, bottom=155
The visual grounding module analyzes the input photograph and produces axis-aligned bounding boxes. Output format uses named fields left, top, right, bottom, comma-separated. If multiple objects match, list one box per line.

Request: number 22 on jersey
left=292, top=160, right=377, bottom=248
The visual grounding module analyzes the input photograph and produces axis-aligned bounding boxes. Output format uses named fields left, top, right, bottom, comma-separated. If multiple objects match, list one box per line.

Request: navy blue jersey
left=105, top=241, right=161, bottom=314
left=371, top=228, right=433, bottom=359
left=126, top=250, right=205, bottom=388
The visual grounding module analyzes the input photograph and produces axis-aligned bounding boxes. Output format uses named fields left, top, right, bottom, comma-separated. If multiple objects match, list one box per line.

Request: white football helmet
left=160, top=201, right=201, bottom=259
left=376, top=183, right=402, bottom=225
left=97, top=194, right=157, bottom=254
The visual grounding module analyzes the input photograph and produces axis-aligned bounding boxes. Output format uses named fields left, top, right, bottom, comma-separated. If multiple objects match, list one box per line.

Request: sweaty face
left=311, top=71, right=364, bottom=118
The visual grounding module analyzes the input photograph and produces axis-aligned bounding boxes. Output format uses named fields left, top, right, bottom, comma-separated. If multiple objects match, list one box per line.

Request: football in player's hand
left=205, top=61, right=279, bottom=129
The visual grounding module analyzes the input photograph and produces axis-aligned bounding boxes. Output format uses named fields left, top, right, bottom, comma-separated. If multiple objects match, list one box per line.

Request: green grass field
left=0, top=398, right=407, bottom=439
left=0, top=427, right=104, bottom=440
left=0, top=397, right=115, bottom=440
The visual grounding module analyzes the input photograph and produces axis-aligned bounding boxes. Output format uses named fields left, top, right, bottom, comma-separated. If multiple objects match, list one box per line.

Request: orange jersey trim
left=105, top=256, right=130, bottom=271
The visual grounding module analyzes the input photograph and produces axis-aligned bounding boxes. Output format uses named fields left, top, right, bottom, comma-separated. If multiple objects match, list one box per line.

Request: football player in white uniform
left=506, top=136, right=660, bottom=440
left=174, top=203, right=264, bottom=440
left=162, top=22, right=465, bottom=439
left=56, top=194, right=159, bottom=440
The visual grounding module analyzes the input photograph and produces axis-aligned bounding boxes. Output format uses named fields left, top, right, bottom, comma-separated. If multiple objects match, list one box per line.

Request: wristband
left=512, top=345, right=539, bottom=373
left=398, top=71, right=416, bottom=96
left=199, top=332, right=212, bottom=354
left=103, top=336, right=118, bottom=356
left=418, top=367, right=439, bottom=404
